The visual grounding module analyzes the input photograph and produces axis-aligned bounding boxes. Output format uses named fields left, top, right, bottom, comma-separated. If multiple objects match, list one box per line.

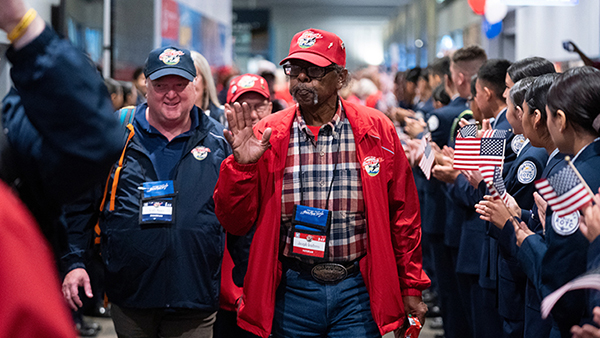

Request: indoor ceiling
left=233, top=0, right=414, bottom=6
left=233, top=0, right=415, bottom=17
left=232, top=0, right=415, bottom=19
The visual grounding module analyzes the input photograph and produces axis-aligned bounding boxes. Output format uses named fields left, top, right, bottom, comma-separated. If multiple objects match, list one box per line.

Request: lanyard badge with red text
left=291, top=205, right=331, bottom=260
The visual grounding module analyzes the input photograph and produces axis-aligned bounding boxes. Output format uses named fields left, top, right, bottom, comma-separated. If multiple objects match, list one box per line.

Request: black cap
left=144, top=46, right=196, bottom=82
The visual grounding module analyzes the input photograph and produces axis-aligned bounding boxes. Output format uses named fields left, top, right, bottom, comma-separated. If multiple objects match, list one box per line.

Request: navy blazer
left=427, top=97, right=468, bottom=148
left=493, top=141, right=548, bottom=321
left=492, top=109, right=518, bottom=176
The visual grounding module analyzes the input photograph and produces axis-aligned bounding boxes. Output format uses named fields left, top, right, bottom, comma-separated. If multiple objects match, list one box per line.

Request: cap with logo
left=144, top=46, right=196, bottom=82
left=279, top=28, right=346, bottom=68
left=227, top=74, right=271, bottom=104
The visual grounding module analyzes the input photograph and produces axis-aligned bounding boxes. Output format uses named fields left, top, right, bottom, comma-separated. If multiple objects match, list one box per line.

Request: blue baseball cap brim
left=147, top=67, right=195, bottom=82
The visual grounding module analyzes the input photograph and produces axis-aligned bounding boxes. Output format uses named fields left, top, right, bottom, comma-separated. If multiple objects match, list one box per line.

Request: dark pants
left=213, top=309, right=257, bottom=338
left=111, top=304, right=216, bottom=338
left=457, top=273, right=503, bottom=338
left=429, top=235, right=472, bottom=338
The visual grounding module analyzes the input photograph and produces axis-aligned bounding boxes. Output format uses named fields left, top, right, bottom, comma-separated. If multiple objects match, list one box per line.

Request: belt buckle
left=311, top=263, right=348, bottom=283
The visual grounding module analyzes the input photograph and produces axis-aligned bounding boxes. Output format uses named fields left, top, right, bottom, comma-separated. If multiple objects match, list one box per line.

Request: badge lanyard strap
left=298, top=127, right=340, bottom=211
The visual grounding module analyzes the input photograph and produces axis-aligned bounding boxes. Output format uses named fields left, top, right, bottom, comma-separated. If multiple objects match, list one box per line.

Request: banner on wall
left=161, top=0, right=229, bottom=67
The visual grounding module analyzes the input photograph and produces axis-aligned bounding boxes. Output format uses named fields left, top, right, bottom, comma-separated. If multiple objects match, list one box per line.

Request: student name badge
left=140, top=181, right=175, bottom=224
left=291, top=205, right=331, bottom=259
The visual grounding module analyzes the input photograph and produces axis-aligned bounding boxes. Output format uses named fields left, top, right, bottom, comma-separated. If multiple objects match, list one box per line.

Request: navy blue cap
left=144, top=46, right=196, bottom=82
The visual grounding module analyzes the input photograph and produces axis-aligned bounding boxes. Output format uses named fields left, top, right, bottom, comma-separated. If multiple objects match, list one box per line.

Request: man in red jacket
left=214, top=28, right=430, bottom=338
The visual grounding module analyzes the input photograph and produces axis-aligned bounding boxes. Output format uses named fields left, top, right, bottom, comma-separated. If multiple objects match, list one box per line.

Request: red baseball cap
left=226, top=74, right=271, bottom=104
left=279, top=28, right=346, bottom=67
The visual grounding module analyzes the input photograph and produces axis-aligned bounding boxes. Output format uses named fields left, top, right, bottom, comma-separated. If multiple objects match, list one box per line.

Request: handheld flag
left=457, top=124, right=478, bottom=138
left=419, top=135, right=435, bottom=180
left=534, top=162, right=593, bottom=218
left=454, top=137, right=506, bottom=171
left=480, top=165, right=509, bottom=204
left=541, top=268, right=600, bottom=319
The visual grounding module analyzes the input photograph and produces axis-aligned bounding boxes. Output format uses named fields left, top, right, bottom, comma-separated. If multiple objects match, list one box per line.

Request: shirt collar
left=517, top=138, right=530, bottom=157
left=572, top=137, right=600, bottom=162
left=296, top=99, right=343, bottom=139
left=135, top=104, right=200, bottom=137
left=492, top=108, right=507, bottom=129
left=547, top=148, right=560, bottom=166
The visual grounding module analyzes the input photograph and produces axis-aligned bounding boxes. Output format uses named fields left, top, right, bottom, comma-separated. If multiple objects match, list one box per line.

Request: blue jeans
left=272, top=265, right=380, bottom=338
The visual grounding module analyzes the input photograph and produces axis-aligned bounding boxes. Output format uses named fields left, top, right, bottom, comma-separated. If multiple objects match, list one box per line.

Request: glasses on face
left=283, top=64, right=336, bottom=80
left=247, top=101, right=270, bottom=114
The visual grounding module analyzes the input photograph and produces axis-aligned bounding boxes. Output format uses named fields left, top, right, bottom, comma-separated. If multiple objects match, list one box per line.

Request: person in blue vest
left=61, top=46, right=231, bottom=338
left=428, top=46, right=487, bottom=338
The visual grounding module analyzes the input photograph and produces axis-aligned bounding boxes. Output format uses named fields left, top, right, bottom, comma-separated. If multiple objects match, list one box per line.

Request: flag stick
left=565, top=156, right=595, bottom=197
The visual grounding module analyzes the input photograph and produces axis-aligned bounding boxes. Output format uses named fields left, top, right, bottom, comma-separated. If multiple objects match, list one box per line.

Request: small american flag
left=482, top=129, right=509, bottom=139
left=419, top=136, right=435, bottom=180
left=454, top=137, right=506, bottom=171
left=535, top=164, right=593, bottom=218
left=541, top=268, right=600, bottom=319
left=458, top=124, right=478, bottom=138
left=480, top=165, right=509, bottom=204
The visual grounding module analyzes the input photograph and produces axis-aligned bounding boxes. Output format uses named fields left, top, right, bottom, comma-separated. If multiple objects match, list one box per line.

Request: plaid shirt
left=281, top=102, right=367, bottom=263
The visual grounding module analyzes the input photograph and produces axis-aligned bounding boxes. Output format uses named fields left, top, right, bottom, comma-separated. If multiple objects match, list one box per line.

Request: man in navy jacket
left=61, top=46, right=231, bottom=337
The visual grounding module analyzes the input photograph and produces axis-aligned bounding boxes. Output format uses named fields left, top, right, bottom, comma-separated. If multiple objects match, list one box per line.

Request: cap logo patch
left=159, top=48, right=184, bottom=65
left=297, top=31, right=323, bottom=49
left=238, top=75, right=258, bottom=89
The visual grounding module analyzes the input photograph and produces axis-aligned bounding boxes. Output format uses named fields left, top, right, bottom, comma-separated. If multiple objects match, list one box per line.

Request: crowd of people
left=4, top=0, right=600, bottom=338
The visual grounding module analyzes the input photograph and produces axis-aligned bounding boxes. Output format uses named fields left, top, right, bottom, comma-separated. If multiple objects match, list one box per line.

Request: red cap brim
left=279, top=51, right=332, bottom=67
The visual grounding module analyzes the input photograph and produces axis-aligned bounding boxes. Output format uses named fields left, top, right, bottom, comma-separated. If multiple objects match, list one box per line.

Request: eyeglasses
left=242, top=101, right=270, bottom=114
left=283, top=64, right=336, bottom=80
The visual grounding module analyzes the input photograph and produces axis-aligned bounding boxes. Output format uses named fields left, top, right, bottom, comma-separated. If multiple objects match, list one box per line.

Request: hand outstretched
left=223, top=102, right=272, bottom=164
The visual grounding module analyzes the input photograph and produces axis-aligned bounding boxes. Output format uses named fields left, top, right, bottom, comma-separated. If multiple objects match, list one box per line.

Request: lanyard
left=297, top=125, right=340, bottom=210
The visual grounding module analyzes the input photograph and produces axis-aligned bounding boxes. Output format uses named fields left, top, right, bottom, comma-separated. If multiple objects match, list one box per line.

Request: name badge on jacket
left=291, top=205, right=331, bottom=259
left=140, top=180, right=176, bottom=224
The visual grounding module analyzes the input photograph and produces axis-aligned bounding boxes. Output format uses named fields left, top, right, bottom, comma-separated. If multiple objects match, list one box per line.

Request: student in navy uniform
left=417, top=57, right=452, bottom=318
left=466, top=58, right=556, bottom=338
left=435, top=75, right=504, bottom=338
left=427, top=47, right=486, bottom=148
left=429, top=46, right=487, bottom=338
left=536, top=67, right=600, bottom=337
left=478, top=74, right=553, bottom=338
left=511, top=75, right=562, bottom=338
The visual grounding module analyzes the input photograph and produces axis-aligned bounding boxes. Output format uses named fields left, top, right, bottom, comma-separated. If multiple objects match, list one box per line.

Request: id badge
left=291, top=205, right=331, bottom=260
left=139, top=181, right=176, bottom=224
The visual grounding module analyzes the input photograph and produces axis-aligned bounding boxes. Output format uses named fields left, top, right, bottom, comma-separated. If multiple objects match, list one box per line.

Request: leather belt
left=282, top=257, right=360, bottom=284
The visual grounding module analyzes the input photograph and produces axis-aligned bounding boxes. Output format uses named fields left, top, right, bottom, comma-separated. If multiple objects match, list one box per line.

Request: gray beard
left=292, top=86, right=319, bottom=105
